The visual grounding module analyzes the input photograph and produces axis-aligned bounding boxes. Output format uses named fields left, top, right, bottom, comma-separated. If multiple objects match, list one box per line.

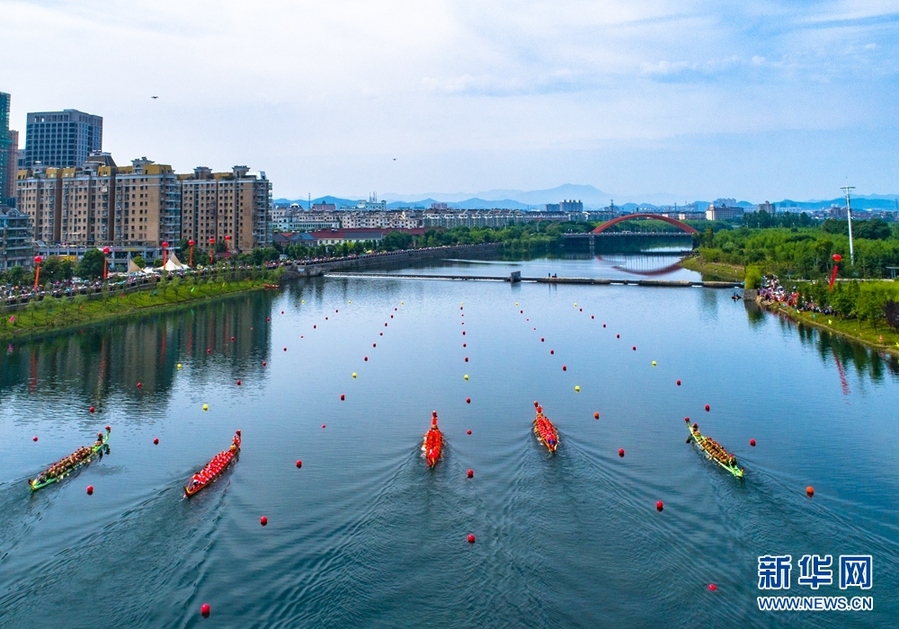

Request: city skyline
left=2, top=1, right=897, bottom=202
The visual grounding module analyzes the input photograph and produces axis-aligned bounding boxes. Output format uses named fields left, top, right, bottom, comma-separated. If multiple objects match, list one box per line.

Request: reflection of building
left=180, top=165, right=272, bottom=252
left=0, top=207, right=33, bottom=269
left=23, top=108, right=103, bottom=168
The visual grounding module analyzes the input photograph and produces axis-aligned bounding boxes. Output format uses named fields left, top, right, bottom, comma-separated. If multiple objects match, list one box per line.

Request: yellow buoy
left=652, top=361, right=657, bottom=366
left=352, top=372, right=357, bottom=379
left=573, top=303, right=577, bottom=307
left=401, top=301, right=405, bottom=305
left=202, top=403, right=209, bottom=411
left=177, top=363, right=182, bottom=370
left=348, top=300, right=351, bottom=304
left=574, top=385, right=581, bottom=392
left=464, top=374, right=469, bottom=380
left=515, top=302, right=518, bottom=306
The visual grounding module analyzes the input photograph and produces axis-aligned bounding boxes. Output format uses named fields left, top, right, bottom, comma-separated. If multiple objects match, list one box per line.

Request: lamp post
left=840, top=185, right=855, bottom=265
left=208, top=237, right=216, bottom=264
left=829, top=253, right=842, bottom=291
left=102, top=246, right=111, bottom=280
left=188, top=239, right=195, bottom=267
left=33, top=255, right=43, bottom=291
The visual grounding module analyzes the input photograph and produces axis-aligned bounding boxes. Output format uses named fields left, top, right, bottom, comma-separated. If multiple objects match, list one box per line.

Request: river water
left=0, top=256, right=896, bottom=628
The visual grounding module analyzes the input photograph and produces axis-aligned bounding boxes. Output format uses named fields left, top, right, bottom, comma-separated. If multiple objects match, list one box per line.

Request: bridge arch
left=591, top=213, right=699, bottom=235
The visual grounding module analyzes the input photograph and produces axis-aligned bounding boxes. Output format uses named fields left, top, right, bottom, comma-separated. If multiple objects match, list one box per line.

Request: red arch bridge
left=564, top=213, right=698, bottom=253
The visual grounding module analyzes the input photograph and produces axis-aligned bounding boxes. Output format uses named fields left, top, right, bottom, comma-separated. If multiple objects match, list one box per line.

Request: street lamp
left=829, top=253, right=842, bottom=290
left=840, top=186, right=855, bottom=265
left=188, top=239, right=195, bottom=267
left=33, top=256, right=43, bottom=290
left=102, top=246, right=111, bottom=280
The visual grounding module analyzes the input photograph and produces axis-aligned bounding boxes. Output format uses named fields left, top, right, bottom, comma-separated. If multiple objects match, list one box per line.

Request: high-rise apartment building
left=17, top=156, right=269, bottom=251
left=0, top=92, right=11, bottom=204
left=17, top=154, right=179, bottom=246
left=0, top=207, right=33, bottom=269
left=180, top=166, right=272, bottom=252
left=23, top=109, right=102, bottom=169
left=4, top=129, right=18, bottom=204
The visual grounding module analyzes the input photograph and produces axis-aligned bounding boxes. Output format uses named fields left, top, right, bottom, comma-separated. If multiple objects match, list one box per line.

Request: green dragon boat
left=28, top=427, right=111, bottom=492
left=685, top=419, right=743, bottom=478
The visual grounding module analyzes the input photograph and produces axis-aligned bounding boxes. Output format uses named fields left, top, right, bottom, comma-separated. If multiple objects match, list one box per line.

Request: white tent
left=163, top=251, right=189, bottom=271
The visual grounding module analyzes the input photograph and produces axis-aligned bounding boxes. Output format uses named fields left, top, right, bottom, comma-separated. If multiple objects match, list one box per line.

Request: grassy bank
left=760, top=299, right=899, bottom=357
left=678, top=255, right=745, bottom=282
left=0, top=271, right=279, bottom=341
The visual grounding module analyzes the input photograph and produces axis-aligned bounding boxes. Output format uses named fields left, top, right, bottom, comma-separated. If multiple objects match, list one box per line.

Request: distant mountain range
left=275, top=185, right=899, bottom=213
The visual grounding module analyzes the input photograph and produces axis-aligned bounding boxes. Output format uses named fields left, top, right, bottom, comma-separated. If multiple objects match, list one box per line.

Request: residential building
left=16, top=154, right=180, bottom=247
left=0, top=206, right=33, bottom=269
left=0, top=92, right=11, bottom=205
left=705, top=203, right=745, bottom=221
left=559, top=199, right=583, bottom=212
left=180, top=165, right=272, bottom=253
left=4, top=129, right=18, bottom=204
left=311, top=202, right=336, bottom=211
left=758, top=201, right=776, bottom=214
left=308, top=228, right=385, bottom=246
left=23, top=109, right=103, bottom=168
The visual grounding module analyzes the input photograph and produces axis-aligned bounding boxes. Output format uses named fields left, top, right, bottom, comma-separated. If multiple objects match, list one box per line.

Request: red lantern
left=33, top=256, right=43, bottom=290
left=102, top=247, right=111, bottom=279
left=832, top=254, right=842, bottom=262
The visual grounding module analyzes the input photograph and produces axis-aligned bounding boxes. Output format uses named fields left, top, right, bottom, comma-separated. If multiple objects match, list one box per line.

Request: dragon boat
left=184, top=430, right=241, bottom=497
left=28, top=427, right=111, bottom=492
left=422, top=411, right=444, bottom=468
left=533, top=401, right=559, bottom=453
left=685, top=419, right=744, bottom=478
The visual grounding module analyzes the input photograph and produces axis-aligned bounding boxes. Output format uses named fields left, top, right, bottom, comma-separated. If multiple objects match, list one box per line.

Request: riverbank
left=0, top=272, right=278, bottom=342
left=678, top=255, right=744, bottom=281
left=759, top=298, right=899, bottom=358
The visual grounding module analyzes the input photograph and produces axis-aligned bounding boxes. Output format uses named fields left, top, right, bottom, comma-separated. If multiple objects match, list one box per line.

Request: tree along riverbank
left=0, top=269, right=281, bottom=342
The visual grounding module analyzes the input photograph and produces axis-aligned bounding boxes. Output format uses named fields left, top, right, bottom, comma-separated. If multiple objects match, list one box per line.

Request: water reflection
left=0, top=293, right=275, bottom=407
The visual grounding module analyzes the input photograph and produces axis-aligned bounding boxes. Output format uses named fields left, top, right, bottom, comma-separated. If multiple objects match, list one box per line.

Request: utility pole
left=840, top=185, right=855, bottom=265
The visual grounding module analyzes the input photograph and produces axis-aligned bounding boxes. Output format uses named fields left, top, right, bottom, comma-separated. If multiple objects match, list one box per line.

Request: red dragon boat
left=422, top=411, right=444, bottom=468
left=184, top=430, right=241, bottom=497
left=533, top=401, right=559, bottom=453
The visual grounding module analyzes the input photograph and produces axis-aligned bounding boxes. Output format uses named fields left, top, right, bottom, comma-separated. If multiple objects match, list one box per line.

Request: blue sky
left=2, top=0, right=897, bottom=202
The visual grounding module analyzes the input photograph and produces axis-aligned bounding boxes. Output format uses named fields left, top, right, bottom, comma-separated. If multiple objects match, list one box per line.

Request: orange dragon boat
left=185, top=430, right=241, bottom=497
left=422, top=411, right=444, bottom=468
left=533, top=401, right=559, bottom=453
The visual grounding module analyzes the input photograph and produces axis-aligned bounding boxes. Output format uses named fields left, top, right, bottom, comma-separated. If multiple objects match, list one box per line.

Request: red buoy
left=603, top=323, right=606, bottom=327
left=281, top=310, right=284, bottom=314
left=541, top=337, right=544, bottom=342
left=373, top=343, right=377, bottom=347
left=231, top=336, right=235, bottom=342
left=467, top=534, right=476, bottom=544
left=136, top=382, right=142, bottom=389
left=207, top=348, right=212, bottom=354
left=594, top=412, right=600, bottom=419
left=262, top=361, right=267, bottom=367
left=520, top=310, right=523, bottom=314
left=87, top=485, right=94, bottom=495
left=579, top=308, right=582, bottom=312
left=89, top=406, right=95, bottom=413
left=632, top=346, right=636, bottom=351
left=153, top=438, right=159, bottom=445
left=296, top=460, right=302, bottom=468
left=708, top=583, right=717, bottom=591
left=750, top=439, right=756, bottom=447
left=467, top=469, right=474, bottom=478
left=467, top=429, right=472, bottom=435
left=322, top=424, right=326, bottom=429
left=283, top=347, right=287, bottom=351
left=704, top=404, right=710, bottom=412
left=806, top=486, right=814, bottom=497
left=236, top=379, right=241, bottom=386
left=562, top=365, right=567, bottom=371
left=32, top=436, right=38, bottom=442
left=260, top=516, right=268, bottom=526
left=656, top=501, right=664, bottom=512
left=379, top=332, right=383, bottom=336
left=462, top=331, right=466, bottom=335
left=618, top=448, right=624, bottom=457
left=364, top=356, right=368, bottom=361
left=340, top=394, right=345, bottom=401
left=201, top=603, right=211, bottom=617
left=266, top=317, right=271, bottom=322
left=550, top=349, right=554, bottom=355
left=462, top=343, right=466, bottom=347
left=384, top=322, right=388, bottom=327
left=676, top=380, right=681, bottom=386
left=591, top=315, right=594, bottom=319
left=466, top=397, right=471, bottom=404
left=464, top=357, right=469, bottom=362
